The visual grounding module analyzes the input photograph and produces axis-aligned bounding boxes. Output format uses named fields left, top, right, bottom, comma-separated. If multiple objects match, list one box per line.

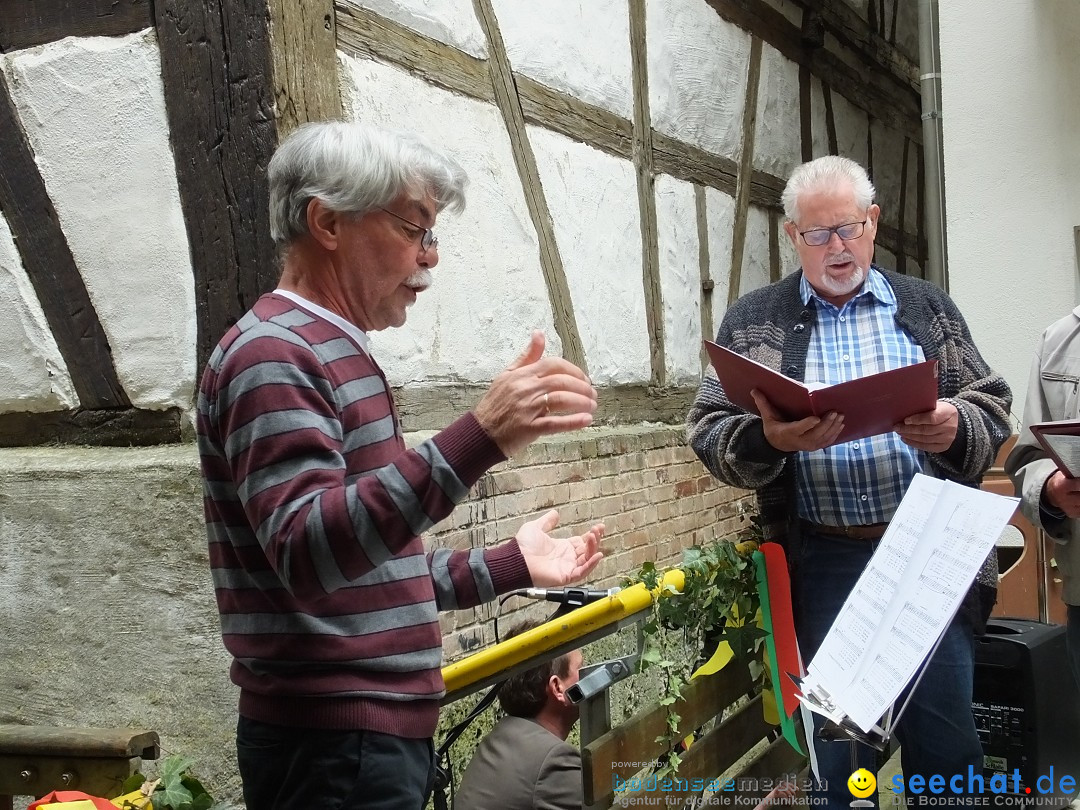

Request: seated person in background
left=455, top=619, right=584, bottom=810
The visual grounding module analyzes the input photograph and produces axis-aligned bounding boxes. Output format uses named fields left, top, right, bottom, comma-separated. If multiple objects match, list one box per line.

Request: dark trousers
left=1068, top=604, right=1080, bottom=688
left=794, top=533, right=983, bottom=810
left=236, top=717, right=436, bottom=810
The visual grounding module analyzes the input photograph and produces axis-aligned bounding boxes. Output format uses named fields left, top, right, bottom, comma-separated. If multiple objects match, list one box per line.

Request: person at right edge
left=687, top=155, right=1012, bottom=809
left=1006, top=307, right=1080, bottom=687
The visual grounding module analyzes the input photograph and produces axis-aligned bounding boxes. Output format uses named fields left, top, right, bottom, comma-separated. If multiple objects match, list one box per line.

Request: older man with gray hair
left=687, top=155, right=1010, bottom=808
left=196, top=122, right=604, bottom=810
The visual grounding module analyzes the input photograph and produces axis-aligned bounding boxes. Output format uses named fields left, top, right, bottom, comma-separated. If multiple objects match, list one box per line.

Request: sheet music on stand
left=796, top=474, right=1018, bottom=738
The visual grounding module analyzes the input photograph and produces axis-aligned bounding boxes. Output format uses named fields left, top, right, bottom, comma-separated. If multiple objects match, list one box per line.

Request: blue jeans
left=236, top=717, right=436, bottom=810
left=794, top=533, right=983, bottom=809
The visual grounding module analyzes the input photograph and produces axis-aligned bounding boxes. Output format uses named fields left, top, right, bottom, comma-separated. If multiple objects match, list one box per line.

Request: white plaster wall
left=3, top=32, right=196, bottom=411
left=741, top=206, right=774, bottom=296
left=808, top=75, right=831, bottom=160
left=704, top=187, right=736, bottom=330
left=647, top=0, right=751, bottom=161
left=339, top=53, right=562, bottom=383
left=875, top=245, right=897, bottom=273
left=778, top=215, right=801, bottom=275
left=870, top=119, right=906, bottom=232
left=529, top=125, right=649, bottom=385
left=492, top=0, right=632, bottom=121
left=655, top=174, right=702, bottom=385
left=830, top=89, right=869, bottom=172
left=940, top=0, right=1080, bottom=408
left=349, top=0, right=487, bottom=58
left=753, top=45, right=802, bottom=180
left=0, top=213, right=77, bottom=412
left=894, top=0, right=920, bottom=66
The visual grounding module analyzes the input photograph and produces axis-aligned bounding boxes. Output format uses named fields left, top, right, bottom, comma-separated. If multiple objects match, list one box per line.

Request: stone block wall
left=0, top=424, right=751, bottom=808
left=430, top=424, right=754, bottom=657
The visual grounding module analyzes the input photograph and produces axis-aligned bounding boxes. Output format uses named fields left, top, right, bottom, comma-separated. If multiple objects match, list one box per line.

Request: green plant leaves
left=121, top=754, right=216, bottom=810
left=625, top=537, right=766, bottom=782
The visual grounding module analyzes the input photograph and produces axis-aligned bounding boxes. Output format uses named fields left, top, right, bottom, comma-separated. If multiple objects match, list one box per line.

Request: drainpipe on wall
left=918, top=0, right=948, bottom=291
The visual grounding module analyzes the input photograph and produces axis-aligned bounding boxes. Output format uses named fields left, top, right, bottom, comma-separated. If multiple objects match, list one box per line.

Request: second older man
left=688, top=155, right=1011, bottom=808
left=197, top=122, right=604, bottom=810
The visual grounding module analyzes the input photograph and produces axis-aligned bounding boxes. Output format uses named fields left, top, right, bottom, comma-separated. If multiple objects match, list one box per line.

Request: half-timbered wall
left=0, top=1, right=925, bottom=804
left=0, top=0, right=925, bottom=440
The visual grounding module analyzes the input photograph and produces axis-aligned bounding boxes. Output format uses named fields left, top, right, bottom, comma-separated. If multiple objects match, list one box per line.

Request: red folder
left=704, top=340, right=938, bottom=443
left=1030, top=419, right=1080, bottom=479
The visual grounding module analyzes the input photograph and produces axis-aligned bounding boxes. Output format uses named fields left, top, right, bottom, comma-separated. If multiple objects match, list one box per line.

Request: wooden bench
left=580, top=661, right=806, bottom=808
left=0, top=726, right=159, bottom=810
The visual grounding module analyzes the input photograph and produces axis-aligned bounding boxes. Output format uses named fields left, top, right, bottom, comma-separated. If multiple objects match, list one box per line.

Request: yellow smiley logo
left=847, top=768, right=876, bottom=798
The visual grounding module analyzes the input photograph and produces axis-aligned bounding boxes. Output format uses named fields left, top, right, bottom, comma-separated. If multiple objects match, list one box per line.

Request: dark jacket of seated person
left=455, top=620, right=584, bottom=810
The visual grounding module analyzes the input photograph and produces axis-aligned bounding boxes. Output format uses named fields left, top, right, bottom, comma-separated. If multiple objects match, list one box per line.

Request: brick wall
left=424, top=424, right=755, bottom=660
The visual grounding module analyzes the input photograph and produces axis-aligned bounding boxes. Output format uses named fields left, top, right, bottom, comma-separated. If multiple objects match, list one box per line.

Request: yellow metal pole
left=441, top=541, right=758, bottom=699
left=441, top=569, right=685, bottom=696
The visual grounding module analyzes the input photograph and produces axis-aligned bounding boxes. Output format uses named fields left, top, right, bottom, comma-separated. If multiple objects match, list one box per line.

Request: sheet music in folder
left=797, top=474, right=1017, bottom=733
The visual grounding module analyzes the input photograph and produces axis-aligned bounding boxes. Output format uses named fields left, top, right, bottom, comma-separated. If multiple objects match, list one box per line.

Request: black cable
left=493, top=591, right=519, bottom=644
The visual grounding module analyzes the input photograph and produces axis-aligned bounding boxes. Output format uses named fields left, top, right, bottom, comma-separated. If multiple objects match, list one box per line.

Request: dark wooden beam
left=822, top=81, right=839, bottom=154
left=728, top=37, right=764, bottom=307
left=695, top=185, right=713, bottom=371
left=332, top=3, right=925, bottom=276
left=799, top=63, right=814, bottom=162
left=629, top=0, right=665, bottom=385
left=896, top=136, right=909, bottom=275
left=335, top=1, right=493, bottom=103
left=705, top=0, right=921, bottom=142
left=155, top=0, right=281, bottom=375
left=0, top=72, right=129, bottom=410
left=0, top=0, right=152, bottom=53
left=794, top=0, right=919, bottom=93
left=768, top=210, right=782, bottom=283
left=0, top=409, right=183, bottom=448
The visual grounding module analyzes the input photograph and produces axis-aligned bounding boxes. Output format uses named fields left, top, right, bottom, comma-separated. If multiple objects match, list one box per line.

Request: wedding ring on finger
left=543, top=392, right=550, bottom=414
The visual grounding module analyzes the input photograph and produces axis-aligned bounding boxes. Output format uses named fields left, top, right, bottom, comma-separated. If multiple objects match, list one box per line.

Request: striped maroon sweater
left=196, top=293, right=531, bottom=737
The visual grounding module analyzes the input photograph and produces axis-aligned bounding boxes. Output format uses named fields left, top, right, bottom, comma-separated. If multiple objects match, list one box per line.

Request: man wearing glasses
left=196, top=121, right=605, bottom=810
left=688, top=155, right=1011, bottom=809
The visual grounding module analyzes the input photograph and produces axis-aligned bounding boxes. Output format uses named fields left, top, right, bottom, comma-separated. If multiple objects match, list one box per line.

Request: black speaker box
left=973, top=618, right=1080, bottom=804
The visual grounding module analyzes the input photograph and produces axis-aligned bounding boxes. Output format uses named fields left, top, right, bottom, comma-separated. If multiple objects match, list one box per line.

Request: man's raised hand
left=474, top=331, right=598, bottom=457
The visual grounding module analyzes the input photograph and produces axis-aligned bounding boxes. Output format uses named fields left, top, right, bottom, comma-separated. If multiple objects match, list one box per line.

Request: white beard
left=817, top=251, right=865, bottom=297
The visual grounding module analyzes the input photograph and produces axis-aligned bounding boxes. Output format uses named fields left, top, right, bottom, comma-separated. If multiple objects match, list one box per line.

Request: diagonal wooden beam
left=471, top=0, right=586, bottom=373
left=0, top=0, right=152, bottom=53
left=155, top=0, right=281, bottom=374
left=0, top=71, right=129, bottom=409
left=629, top=0, right=665, bottom=386
left=727, top=36, right=764, bottom=308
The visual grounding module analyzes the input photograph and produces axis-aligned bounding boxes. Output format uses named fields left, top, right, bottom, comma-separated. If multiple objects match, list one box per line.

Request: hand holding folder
left=1030, top=419, right=1080, bottom=479
left=704, top=340, right=938, bottom=444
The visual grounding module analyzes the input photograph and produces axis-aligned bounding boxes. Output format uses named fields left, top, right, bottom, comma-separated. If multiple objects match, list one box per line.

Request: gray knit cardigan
left=687, top=267, right=1012, bottom=630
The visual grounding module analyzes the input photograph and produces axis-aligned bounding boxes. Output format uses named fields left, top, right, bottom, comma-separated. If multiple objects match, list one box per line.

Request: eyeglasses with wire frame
left=798, top=217, right=869, bottom=247
left=380, top=208, right=438, bottom=252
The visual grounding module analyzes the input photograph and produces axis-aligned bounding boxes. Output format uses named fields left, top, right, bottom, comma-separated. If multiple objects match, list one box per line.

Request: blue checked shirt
left=795, top=268, right=928, bottom=525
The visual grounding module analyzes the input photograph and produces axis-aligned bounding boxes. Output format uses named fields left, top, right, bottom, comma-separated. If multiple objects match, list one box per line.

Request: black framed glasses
left=798, top=217, right=868, bottom=247
left=380, top=208, right=438, bottom=252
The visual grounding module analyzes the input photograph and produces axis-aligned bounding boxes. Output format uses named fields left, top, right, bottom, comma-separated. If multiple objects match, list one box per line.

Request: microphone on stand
left=514, top=586, right=621, bottom=607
